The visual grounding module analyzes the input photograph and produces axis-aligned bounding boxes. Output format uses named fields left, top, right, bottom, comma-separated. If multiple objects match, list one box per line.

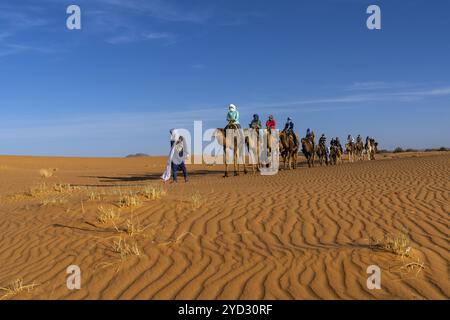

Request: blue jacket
left=227, top=110, right=240, bottom=124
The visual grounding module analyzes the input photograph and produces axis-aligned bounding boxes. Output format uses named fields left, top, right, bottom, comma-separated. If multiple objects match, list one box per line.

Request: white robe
left=161, top=137, right=189, bottom=181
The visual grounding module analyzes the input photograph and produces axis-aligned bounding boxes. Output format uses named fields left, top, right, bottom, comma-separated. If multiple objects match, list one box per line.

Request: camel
left=280, top=131, right=299, bottom=169
left=301, top=136, right=315, bottom=168
left=316, top=142, right=328, bottom=166
left=355, top=136, right=364, bottom=161
left=345, top=142, right=355, bottom=163
left=365, top=137, right=378, bottom=160
left=329, top=144, right=342, bottom=165
left=214, top=125, right=248, bottom=177
left=309, top=131, right=316, bottom=164
left=244, top=128, right=261, bottom=173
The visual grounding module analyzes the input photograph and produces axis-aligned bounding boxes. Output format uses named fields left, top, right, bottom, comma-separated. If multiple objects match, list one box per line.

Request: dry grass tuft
left=27, top=182, right=49, bottom=197
left=399, top=258, right=426, bottom=276
left=97, top=206, right=121, bottom=227
left=371, top=230, right=412, bottom=258
left=39, top=168, right=57, bottom=179
left=112, top=237, right=141, bottom=260
left=53, top=183, right=79, bottom=193
left=158, top=232, right=194, bottom=247
left=40, top=197, right=68, bottom=207
left=118, top=193, right=142, bottom=208
left=88, top=190, right=105, bottom=201
left=191, top=192, right=202, bottom=210
left=382, top=231, right=411, bottom=257
left=0, top=279, right=37, bottom=300
left=27, top=183, right=78, bottom=200
left=125, top=216, right=145, bottom=237
left=140, top=185, right=167, bottom=200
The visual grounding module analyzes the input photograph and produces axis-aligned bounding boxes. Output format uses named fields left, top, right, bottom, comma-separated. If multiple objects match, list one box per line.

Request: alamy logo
left=66, top=265, right=81, bottom=290
left=66, top=5, right=81, bottom=30
left=366, top=265, right=381, bottom=290
left=367, top=5, right=381, bottom=30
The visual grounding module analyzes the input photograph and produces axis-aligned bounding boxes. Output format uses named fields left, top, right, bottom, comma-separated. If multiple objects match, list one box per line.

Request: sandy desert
left=0, top=152, right=448, bottom=300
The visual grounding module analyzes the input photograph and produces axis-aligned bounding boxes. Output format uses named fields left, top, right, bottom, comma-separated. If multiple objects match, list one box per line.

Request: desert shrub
left=382, top=231, right=411, bottom=257
left=140, top=185, right=166, bottom=200
left=118, top=193, right=142, bottom=208
left=39, top=168, right=57, bottom=178
left=0, top=279, right=37, bottom=300
left=112, top=237, right=141, bottom=260
left=97, top=206, right=121, bottom=225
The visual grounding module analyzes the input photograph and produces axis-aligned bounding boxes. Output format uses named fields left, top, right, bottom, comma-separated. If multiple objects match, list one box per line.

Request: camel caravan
left=213, top=104, right=379, bottom=177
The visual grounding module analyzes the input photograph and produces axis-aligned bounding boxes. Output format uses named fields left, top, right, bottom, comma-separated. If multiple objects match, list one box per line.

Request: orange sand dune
left=0, top=152, right=448, bottom=299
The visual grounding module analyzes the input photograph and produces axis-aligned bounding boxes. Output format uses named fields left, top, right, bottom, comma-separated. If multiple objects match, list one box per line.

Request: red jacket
left=266, top=119, right=276, bottom=130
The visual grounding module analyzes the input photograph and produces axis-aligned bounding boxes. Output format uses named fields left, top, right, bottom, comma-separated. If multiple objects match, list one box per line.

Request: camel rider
left=249, top=114, right=262, bottom=130
left=283, top=117, right=297, bottom=144
left=336, top=137, right=343, bottom=154
left=348, top=134, right=355, bottom=145
left=319, top=133, right=326, bottom=147
left=319, top=134, right=329, bottom=160
left=226, top=104, right=240, bottom=129
left=357, top=134, right=363, bottom=144
left=283, top=117, right=294, bottom=132
left=266, top=115, right=276, bottom=131
left=306, top=128, right=312, bottom=139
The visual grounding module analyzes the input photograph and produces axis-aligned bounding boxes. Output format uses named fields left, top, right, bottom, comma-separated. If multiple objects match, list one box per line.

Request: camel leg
left=223, top=145, right=229, bottom=178
left=234, top=145, right=239, bottom=176
left=223, top=148, right=228, bottom=178
left=256, top=143, right=260, bottom=172
left=244, top=150, right=249, bottom=174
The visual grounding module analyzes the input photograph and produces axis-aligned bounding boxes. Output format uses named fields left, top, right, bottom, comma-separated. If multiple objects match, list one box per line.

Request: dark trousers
left=171, top=162, right=187, bottom=181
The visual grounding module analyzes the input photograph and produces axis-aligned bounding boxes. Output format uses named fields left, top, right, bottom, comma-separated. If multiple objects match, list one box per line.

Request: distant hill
left=125, top=153, right=150, bottom=158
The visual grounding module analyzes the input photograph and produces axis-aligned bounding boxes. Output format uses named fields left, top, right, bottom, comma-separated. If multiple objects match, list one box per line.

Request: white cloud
left=93, top=0, right=211, bottom=23
left=107, top=31, right=175, bottom=45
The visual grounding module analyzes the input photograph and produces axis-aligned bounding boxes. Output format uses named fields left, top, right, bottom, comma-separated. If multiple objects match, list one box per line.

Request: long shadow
left=52, top=222, right=116, bottom=234
left=81, top=169, right=225, bottom=183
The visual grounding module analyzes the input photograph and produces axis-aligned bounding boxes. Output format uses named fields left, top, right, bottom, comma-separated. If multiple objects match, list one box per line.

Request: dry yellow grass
left=191, top=192, right=202, bottom=209
left=27, top=182, right=49, bottom=197
left=88, top=190, right=105, bottom=201
left=97, top=206, right=121, bottom=226
left=0, top=278, right=37, bottom=300
left=382, top=231, right=412, bottom=257
left=158, top=232, right=195, bottom=247
left=53, top=183, right=79, bottom=193
left=39, top=197, right=68, bottom=207
left=118, top=193, right=142, bottom=208
left=39, top=168, right=57, bottom=179
left=371, top=229, right=412, bottom=258
left=112, top=237, right=141, bottom=260
left=140, top=185, right=167, bottom=200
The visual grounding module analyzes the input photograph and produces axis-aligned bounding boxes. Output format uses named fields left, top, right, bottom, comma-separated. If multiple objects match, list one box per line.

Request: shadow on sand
left=80, top=169, right=225, bottom=184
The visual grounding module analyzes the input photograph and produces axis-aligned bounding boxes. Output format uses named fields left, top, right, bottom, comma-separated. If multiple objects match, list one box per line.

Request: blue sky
left=0, top=0, right=449, bottom=156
